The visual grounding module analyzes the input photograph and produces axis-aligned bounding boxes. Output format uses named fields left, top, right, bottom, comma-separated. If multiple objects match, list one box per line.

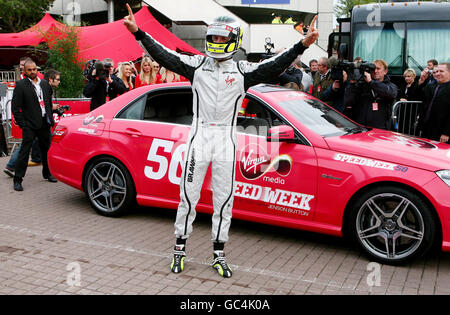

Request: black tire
left=348, top=185, right=437, bottom=264
left=84, top=157, right=136, bottom=217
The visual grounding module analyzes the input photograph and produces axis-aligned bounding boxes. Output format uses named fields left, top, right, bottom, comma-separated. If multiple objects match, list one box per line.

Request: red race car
left=48, top=83, right=450, bottom=264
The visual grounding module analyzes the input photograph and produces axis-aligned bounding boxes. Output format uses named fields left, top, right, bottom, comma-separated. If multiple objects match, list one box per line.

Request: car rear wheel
left=85, top=157, right=135, bottom=217
left=348, top=186, right=437, bottom=264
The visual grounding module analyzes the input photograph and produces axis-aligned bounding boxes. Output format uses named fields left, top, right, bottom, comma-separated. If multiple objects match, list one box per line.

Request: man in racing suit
left=124, top=4, right=318, bottom=278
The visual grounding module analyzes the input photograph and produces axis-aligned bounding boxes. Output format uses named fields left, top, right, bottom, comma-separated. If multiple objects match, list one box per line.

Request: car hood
left=324, top=129, right=450, bottom=172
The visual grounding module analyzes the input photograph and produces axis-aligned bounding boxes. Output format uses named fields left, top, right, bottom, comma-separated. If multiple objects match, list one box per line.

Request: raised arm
left=239, top=16, right=319, bottom=91
left=124, top=4, right=204, bottom=82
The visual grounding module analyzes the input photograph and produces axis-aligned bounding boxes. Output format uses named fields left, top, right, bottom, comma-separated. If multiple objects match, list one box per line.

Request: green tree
left=38, top=24, right=86, bottom=98
left=0, top=0, right=55, bottom=33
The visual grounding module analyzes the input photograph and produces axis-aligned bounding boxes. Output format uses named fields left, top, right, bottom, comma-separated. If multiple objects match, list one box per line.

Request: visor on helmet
left=205, top=19, right=242, bottom=59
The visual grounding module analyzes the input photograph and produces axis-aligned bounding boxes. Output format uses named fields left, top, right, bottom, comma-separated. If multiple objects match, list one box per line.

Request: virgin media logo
left=239, top=144, right=292, bottom=180
left=225, top=75, right=235, bottom=86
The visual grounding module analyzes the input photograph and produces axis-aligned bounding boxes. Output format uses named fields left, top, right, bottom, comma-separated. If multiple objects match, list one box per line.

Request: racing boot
left=170, top=245, right=186, bottom=273
left=212, top=250, right=232, bottom=278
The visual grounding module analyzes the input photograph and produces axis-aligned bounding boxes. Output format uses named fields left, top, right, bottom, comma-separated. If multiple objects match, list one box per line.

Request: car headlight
left=436, top=170, right=450, bottom=187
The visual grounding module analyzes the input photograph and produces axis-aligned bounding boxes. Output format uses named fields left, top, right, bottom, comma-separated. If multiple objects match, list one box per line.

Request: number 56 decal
left=144, top=138, right=186, bottom=185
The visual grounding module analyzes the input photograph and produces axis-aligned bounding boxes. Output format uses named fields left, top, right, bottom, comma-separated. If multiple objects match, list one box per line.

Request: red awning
left=0, top=6, right=200, bottom=65
left=78, top=6, right=201, bottom=63
left=0, top=13, right=65, bottom=47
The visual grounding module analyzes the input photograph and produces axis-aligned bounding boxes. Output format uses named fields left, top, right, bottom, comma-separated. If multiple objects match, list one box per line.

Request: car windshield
left=278, top=98, right=366, bottom=137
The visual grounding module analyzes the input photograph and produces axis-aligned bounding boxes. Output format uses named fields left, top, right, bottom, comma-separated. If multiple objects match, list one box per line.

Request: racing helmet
left=205, top=16, right=243, bottom=60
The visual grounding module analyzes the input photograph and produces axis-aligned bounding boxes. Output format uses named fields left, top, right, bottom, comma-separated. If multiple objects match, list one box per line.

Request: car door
left=110, top=88, right=193, bottom=202
left=233, top=97, right=318, bottom=221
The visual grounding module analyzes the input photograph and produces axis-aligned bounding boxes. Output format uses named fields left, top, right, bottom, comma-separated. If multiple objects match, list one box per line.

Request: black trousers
left=14, top=118, right=52, bottom=180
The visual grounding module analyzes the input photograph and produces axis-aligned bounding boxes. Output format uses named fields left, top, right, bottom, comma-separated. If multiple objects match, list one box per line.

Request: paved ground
left=0, top=156, right=449, bottom=296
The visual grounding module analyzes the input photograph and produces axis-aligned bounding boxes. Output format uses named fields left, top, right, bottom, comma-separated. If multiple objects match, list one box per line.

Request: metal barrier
left=0, top=71, right=17, bottom=83
left=0, top=87, right=19, bottom=153
left=391, top=100, right=423, bottom=136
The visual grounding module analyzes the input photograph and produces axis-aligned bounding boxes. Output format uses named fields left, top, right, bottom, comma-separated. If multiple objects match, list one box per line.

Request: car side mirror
left=267, top=125, right=295, bottom=142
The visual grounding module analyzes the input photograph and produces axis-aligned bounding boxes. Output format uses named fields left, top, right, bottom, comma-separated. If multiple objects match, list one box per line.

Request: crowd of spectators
left=77, top=50, right=449, bottom=145
left=274, top=54, right=449, bottom=144
left=82, top=54, right=188, bottom=111
left=3, top=44, right=449, bottom=192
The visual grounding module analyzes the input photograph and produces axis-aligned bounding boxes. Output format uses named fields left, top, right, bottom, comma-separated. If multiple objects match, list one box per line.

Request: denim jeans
left=6, top=137, right=41, bottom=170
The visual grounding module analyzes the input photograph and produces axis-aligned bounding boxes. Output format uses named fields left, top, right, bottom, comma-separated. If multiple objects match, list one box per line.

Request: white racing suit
left=133, top=29, right=308, bottom=243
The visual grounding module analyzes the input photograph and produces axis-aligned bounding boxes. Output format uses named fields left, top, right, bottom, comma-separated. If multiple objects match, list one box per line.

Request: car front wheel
left=348, top=186, right=437, bottom=264
left=85, top=157, right=136, bottom=217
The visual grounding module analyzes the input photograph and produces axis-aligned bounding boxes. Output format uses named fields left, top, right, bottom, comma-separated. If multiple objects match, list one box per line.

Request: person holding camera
left=83, top=58, right=127, bottom=111
left=344, top=59, right=398, bottom=130
left=418, top=59, right=438, bottom=87
left=321, top=70, right=348, bottom=113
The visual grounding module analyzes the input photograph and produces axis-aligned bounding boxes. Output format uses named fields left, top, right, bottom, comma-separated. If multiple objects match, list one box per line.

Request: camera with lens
left=264, top=37, right=275, bottom=55
left=330, top=57, right=376, bottom=82
left=83, top=59, right=112, bottom=80
left=55, top=105, right=70, bottom=117
left=256, top=37, right=276, bottom=61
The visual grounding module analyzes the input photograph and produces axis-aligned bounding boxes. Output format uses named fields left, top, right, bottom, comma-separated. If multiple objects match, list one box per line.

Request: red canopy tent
left=78, top=6, right=201, bottom=63
left=0, top=6, right=200, bottom=66
left=0, top=13, right=64, bottom=47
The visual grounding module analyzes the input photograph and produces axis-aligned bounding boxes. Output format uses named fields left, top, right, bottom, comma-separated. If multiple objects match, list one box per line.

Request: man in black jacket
left=11, top=59, right=57, bottom=191
left=418, top=62, right=450, bottom=143
left=344, top=59, right=398, bottom=130
left=279, top=56, right=304, bottom=90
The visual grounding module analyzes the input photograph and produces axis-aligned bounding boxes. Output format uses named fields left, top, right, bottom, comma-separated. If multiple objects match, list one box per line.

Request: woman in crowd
left=117, top=62, right=135, bottom=93
left=135, top=56, right=161, bottom=87
left=160, top=66, right=182, bottom=83
left=153, top=61, right=160, bottom=75
left=398, top=68, right=421, bottom=101
left=397, top=68, right=422, bottom=134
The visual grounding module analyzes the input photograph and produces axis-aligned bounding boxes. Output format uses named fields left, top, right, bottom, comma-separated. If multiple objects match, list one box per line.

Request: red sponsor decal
left=239, top=144, right=292, bottom=180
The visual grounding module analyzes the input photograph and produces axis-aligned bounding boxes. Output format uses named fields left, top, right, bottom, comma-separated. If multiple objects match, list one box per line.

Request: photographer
left=83, top=58, right=127, bottom=111
left=344, top=59, right=398, bottom=130
left=321, top=70, right=348, bottom=113
left=418, top=59, right=438, bottom=87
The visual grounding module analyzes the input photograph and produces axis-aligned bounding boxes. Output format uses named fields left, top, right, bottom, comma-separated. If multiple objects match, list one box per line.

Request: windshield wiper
left=343, top=127, right=366, bottom=135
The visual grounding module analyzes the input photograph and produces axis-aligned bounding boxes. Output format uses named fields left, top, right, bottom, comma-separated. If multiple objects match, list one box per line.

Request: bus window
left=353, top=22, right=405, bottom=75
left=406, top=22, right=450, bottom=74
